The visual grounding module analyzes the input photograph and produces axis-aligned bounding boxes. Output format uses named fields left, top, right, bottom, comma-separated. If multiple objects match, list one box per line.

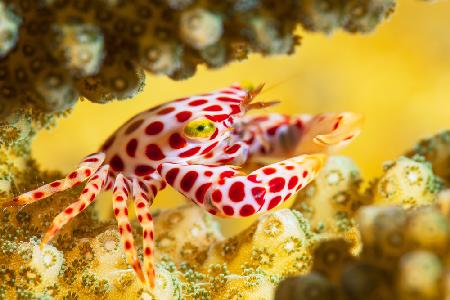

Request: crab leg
left=1, top=153, right=105, bottom=207
left=41, top=165, right=109, bottom=246
left=158, top=154, right=324, bottom=217
left=131, top=177, right=164, bottom=288
left=112, top=174, right=146, bottom=285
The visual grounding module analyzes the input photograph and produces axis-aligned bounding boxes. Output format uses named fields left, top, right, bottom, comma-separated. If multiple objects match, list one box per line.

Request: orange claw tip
left=304, top=153, right=326, bottom=173
left=313, top=113, right=364, bottom=146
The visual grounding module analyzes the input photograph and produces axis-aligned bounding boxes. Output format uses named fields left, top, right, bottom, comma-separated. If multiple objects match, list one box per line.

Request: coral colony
left=0, top=1, right=449, bottom=300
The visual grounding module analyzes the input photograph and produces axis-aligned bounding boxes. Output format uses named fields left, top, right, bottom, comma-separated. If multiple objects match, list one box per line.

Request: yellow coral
left=370, top=157, right=442, bottom=208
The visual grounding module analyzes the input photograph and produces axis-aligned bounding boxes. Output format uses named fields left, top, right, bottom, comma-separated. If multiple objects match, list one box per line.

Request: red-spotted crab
left=2, top=84, right=363, bottom=289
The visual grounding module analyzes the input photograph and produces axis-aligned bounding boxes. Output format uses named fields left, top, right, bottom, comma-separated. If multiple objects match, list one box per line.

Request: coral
left=291, top=156, right=363, bottom=250
left=367, top=156, right=444, bottom=208
left=298, top=0, right=396, bottom=34
left=0, top=0, right=396, bottom=122
left=406, top=130, right=450, bottom=186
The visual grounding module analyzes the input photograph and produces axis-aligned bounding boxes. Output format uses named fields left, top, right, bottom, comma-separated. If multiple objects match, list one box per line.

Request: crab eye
left=184, top=118, right=216, bottom=139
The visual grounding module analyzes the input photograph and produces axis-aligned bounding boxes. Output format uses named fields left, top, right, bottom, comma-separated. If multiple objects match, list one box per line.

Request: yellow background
left=33, top=1, right=450, bottom=234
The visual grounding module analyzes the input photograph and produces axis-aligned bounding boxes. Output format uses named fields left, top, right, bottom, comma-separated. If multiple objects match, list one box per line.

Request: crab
left=1, top=84, right=363, bottom=289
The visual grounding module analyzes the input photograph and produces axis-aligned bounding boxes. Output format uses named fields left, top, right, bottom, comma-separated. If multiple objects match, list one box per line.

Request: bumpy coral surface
left=0, top=0, right=395, bottom=120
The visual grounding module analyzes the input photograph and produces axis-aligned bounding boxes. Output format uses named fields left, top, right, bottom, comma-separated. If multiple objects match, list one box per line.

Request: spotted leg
left=41, top=165, right=109, bottom=246
left=158, top=154, right=324, bottom=217
left=1, top=153, right=105, bottom=207
left=112, top=174, right=146, bottom=285
left=131, top=177, right=164, bottom=288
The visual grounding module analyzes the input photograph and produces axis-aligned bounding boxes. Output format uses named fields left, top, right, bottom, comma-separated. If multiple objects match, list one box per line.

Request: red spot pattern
left=269, top=177, right=285, bottom=193
left=135, top=165, right=153, bottom=176
left=125, top=119, right=144, bottom=134
left=204, top=171, right=213, bottom=176
left=179, top=147, right=201, bottom=158
left=210, top=128, right=219, bottom=140
left=251, top=187, right=266, bottom=205
left=165, top=168, right=180, bottom=185
left=285, top=166, right=294, bottom=170
left=176, top=111, right=192, bottom=122
left=189, top=99, right=208, bottom=106
left=84, top=157, right=99, bottom=163
left=212, top=190, right=222, bottom=203
left=203, top=105, right=222, bottom=111
left=262, top=167, right=276, bottom=175
left=195, top=183, right=212, bottom=203
left=267, top=126, right=280, bottom=136
left=201, top=142, right=218, bottom=154
left=302, top=171, right=308, bottom=178
left=50, top=181, right=61, bottom=188
left=222, top=205, right=234, bottom=216
left=33, top=192, right=44, bottom=199
left=239, top=205, right=255, bottom=216
left=126, top=139, right=138, bottom=157
left=288, top=176, right=298, bottom=189
left=229, top=181, right=245, bottom=202
left=145, top=121, right=164, bottom=135
left=169, top=133, right=187, bottom=149
left=180, top=171, right=198, bottom=192
left=110, top=155, right=125, bottom=171
left=225, top=144, right=241, bottom=154
left=145, top=144, right=165, bottom=160
left=145, top=247, right=152, bottom=256
left=230, top=104, right=241, bottom=114
left=157, top=107, right=175, bottom=115
left=206, top=114, right=229, bottom=122
left=65, top=207, right=73, bottom=214
left=69, top=172, right=78, bottom=179
left=125, top=241, right=132, bottom=249
left=247, top=174, right=261, bottom=183
left=267, top=196, right=282, bottom=210
left=79, top=203, right=86, bottom=211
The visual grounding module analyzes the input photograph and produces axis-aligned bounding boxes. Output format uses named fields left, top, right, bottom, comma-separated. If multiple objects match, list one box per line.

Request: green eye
left=184, top=118, right=216, bottom=139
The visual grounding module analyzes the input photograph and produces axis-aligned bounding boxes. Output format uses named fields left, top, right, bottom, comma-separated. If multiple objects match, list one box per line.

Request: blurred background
left=32, top=0, right=450, bottom=234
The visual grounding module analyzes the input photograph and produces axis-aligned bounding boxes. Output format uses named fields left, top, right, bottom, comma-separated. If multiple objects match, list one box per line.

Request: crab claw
left=297, top=112, right=364, bottom=154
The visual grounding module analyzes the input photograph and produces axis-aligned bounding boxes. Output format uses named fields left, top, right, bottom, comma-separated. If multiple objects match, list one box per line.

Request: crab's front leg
left=157, top=154, right=324, bottom=217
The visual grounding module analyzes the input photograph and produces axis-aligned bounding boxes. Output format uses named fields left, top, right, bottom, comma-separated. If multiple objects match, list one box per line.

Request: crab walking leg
left=158, top=154, right=325, bottom=217
left=2, top=153, right=105, bottom=207
left=112, top=174, right=146, bottom=284
left=131, top=178, right=164, bottom=288
left=40, top=165, right=109, bottom=246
